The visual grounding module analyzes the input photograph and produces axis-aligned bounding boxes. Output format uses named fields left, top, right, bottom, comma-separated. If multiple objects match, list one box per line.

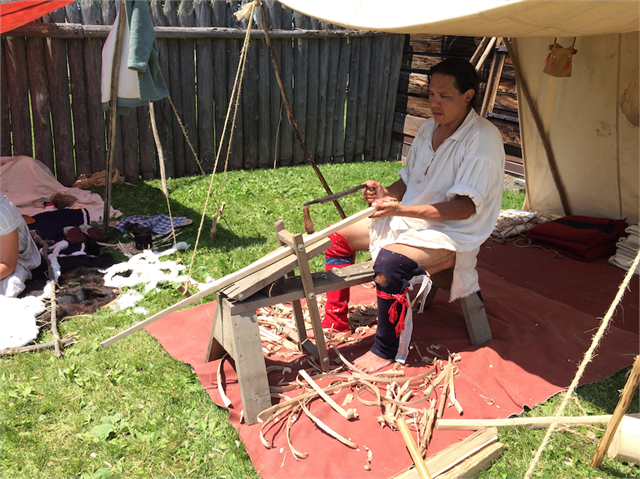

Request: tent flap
left=277, top=1, right=639, bottom=38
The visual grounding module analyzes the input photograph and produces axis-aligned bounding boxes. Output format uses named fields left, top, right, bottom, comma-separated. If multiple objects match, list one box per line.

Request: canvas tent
left=279, top=0, right=640, bottom=224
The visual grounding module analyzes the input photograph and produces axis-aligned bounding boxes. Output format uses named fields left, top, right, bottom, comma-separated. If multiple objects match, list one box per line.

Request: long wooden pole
left=505, top=38, right=572, bottom=215
left=590, top=355, right=640, bottom=468
left=258, top=1, right=346, bottom=220
left=102, top=0, right=127, bottom=234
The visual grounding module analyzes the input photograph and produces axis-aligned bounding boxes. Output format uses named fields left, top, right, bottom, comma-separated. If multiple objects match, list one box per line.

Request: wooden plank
left=255, top=0, right=277, bottom=168
left=331, top=35, right=350, bottom=163
left=4, top=36, right=33, bottom=157
left=165, top=0, right=186, bottom=177
left=101, top=206, right=375, bottom=347
left=121, top=108, right=140, bottom=182
left=393, top=112, right=426, bottom=138
left=406, top=34, right=444, bottom=54
left=150, top=0, right=176, bottom=179
left=354, top=36, right=372, bottom=161
left=178, top=1, right=200, bottom=176
left=396, top=93, right=432, bottom=119
left=101, top=0, right=116, bottom=24
left=439, top=442, right=504, bottom=479
left=304, top=36, right=320, bottom=161
left=25, top=29, right=55, bottom=170
left=437, top=415, right=616, bottom=431
left=322, top=36, right=340, bottom=163
left=277, top=4, right=294, bottom=166
left=343, top=37, right=360, bottom=162
left=204, top=293, right=226, bottom=362
left=0, top=43, right=11, bottom=156
left=314, top=37, right=329, bottom=161
left=43, top=16, right=75, bottom=186
left=226, top=0, right=244, bottom=171
left=382, top=34, right=407, bottom=160
left=373, top=35, right=394, bottom=161
left=64, top=6, right=91, bottom=177
left=137, top=104, right=156, bottom=180
left=211, top=0, right=227, bottom=172
left=229, top=259, right=375, bottom=315
left=292, top=12, right=309, bottom=165
left=265, top=0, right=284, bottom=168
left=6, top=23, right=389, bottom=40
left=223, top=299, right=272, bottom=425
left=256, top=34, right=272, bottom=169
left=79, top=0, right=106, bottom=174
left=398, top=71, right=429, bottom=96
left=363, top=35, right=382, bottom=160
left=394, top=427, right=499, bottom=479
left=222, top=237, right=331, bottom=300
left=460, top=293, right=492, bottom=345
left=195, top=0, right=215, bottom=173
left=289, top=234, right=329, bottom=371
left=401, top=53, right=442, bottom=73
left=240, top=0, right=258, bottom=171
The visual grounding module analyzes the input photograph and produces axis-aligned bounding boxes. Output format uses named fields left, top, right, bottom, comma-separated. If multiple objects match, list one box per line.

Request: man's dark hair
left=429, top=57, right=480, bottom=112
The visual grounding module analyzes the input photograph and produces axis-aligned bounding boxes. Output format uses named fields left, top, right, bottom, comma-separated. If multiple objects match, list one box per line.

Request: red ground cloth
left=146, top=240, right=638, bottom=479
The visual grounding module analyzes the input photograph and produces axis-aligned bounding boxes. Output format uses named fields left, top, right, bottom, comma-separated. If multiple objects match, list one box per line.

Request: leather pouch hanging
left=543, top=38, right=577, bottom=77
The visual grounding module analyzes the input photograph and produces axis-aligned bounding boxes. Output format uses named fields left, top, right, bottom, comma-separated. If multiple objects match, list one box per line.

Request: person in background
left=322, top=58, right=505, bottom=373
left=0, top=194, right=41, bottom=297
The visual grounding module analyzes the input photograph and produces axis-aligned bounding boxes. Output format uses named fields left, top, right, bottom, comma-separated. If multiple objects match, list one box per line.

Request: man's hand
left=371, top=197, right=401, bottom=218
left=362, top=180, right=385, bottom=205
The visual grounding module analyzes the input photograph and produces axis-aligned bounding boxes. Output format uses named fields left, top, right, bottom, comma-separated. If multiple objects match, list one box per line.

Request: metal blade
left=303, top=184, right=366, bottom=207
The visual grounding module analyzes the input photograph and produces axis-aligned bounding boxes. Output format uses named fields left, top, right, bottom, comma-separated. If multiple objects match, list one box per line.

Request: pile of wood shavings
left=256, top=294, right=377, bottom=357
left=257, top=346, right=466, bottom=469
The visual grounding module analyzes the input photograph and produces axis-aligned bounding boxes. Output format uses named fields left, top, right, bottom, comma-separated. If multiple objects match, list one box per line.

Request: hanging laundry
left=102, top=1, right=169, bottom=115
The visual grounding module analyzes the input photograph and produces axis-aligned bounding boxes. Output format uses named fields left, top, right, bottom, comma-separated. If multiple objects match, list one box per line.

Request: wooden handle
left=303, top=205, right=314, bottom=234
left=397, top=416, right=432, bottom=479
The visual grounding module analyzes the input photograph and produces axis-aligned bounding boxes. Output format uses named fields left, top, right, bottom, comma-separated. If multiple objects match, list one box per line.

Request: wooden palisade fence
left=1, top=0, right=404, bottom=186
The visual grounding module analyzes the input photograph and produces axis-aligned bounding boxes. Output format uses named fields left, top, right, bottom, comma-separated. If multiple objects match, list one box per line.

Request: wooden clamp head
left=303, top=205, right=314, bottom=234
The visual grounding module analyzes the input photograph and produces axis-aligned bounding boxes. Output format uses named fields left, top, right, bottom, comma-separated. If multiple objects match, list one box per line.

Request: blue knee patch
left=373, top=249, right=426, bottom=295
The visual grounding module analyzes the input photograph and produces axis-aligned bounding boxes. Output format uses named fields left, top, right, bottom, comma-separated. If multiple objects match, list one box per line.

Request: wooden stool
left=421, top=268, right=493, bottom=346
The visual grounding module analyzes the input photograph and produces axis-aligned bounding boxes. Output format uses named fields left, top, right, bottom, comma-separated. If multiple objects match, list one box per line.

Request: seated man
left=0, top=194, right=42, bottom=297
left=322, top=58, right=505, bottom=373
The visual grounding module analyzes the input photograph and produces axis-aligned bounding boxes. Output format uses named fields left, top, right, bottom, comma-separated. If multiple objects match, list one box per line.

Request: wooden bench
left=204, top=220, right=492, bottom=424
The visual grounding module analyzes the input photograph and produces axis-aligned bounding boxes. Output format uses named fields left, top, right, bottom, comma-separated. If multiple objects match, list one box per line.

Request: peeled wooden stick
left=0, top=337, right=76, bottom=357
left=397, top=416, right=433, bottom=479
left=299, top=369, right=359, bottom=420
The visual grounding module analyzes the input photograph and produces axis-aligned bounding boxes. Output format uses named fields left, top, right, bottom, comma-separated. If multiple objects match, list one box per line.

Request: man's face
left=428, top=73, right=474, bottom=129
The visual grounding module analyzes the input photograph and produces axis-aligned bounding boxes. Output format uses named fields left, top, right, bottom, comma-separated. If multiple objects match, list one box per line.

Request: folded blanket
left=527, top=215, right=627, bottom=261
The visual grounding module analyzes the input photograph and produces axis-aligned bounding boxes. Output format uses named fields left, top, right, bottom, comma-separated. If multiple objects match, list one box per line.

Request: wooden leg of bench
left=223, top=298, right=272, bottom=425
left=420, top=286, right=439, bottom=310
left=460, top=291, right=493, bottom=346
left=205, top=293, right=226, bottom=363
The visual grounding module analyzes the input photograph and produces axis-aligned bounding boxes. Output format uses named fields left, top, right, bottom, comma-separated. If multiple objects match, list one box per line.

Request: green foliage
left=1, top=162, right=635, bottom=478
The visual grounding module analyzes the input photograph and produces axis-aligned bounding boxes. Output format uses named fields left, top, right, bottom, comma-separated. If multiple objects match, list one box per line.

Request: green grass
left=1, top=162, right=637, bottom=478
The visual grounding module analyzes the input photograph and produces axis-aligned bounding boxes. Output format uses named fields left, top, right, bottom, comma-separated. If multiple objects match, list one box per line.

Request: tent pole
left=258, top=1, right=346, bottom=220
left=102, top=0, right=127, bottom=234
left=505, top=38, right=572, bottom=215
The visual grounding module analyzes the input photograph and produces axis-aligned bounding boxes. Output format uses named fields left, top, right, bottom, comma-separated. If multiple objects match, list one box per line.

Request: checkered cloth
left=113, top=215, right=189, bottom=234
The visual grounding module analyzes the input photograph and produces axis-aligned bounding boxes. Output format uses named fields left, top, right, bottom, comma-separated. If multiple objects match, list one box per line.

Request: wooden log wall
left=0, top=0, right=403, bottom=186
left=391, top=34, right=523, bottom=175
